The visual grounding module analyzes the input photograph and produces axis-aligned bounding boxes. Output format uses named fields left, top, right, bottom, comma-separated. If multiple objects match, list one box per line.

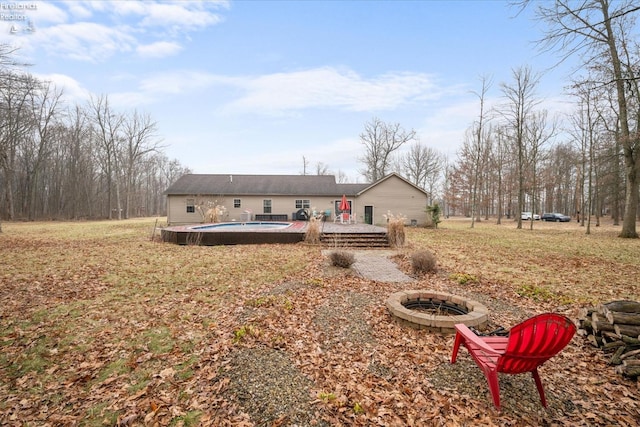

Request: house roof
left=355, top=172, right=429, bottom=196
left=163, top=174, right=370, bottom=197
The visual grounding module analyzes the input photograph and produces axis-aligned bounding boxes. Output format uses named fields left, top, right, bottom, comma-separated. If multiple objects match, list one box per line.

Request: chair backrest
left=497, top=313, right=576, bottom=374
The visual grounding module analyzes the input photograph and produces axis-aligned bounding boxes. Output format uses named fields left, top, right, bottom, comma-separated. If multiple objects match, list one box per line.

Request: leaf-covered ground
left=0, top=218, right=638, bottom=426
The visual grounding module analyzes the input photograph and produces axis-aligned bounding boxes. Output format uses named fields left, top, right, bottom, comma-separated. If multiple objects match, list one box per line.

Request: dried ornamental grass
left=384, top=210, right=406, bottom=248
left=304, top=216, right=321, bottom=244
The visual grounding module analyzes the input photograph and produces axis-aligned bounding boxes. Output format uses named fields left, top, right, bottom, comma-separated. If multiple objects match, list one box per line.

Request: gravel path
left=322, top=249, right=414, bottom=283
left=352, top=251, right=414, bottom=282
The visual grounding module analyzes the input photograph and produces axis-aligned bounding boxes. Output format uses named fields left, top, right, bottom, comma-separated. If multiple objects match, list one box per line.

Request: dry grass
left=0, top=219, right=313, bottom=426
left=405, top=217, right=640, bottom=305
left=1, top=217, right=639, bottom=426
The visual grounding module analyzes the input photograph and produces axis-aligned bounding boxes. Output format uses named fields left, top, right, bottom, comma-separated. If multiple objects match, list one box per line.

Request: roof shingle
left=164, top=174, right=370, bottom=196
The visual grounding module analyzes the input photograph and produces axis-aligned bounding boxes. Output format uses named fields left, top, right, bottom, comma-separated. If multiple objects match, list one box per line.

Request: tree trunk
left=620, top=162, right=639, bottom=237
left=599, top=0, right=638, bottom=237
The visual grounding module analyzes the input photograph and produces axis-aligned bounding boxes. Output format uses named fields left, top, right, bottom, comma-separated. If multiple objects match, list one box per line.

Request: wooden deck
left=161, top=221, right=389, bottom=246
left=319, top=222, right=389, bottom=248
left=319, top=222, right=387, bottom=234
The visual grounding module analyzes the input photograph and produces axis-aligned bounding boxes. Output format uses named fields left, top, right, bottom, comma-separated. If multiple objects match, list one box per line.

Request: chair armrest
left=454, top=323, right=505, bottom=356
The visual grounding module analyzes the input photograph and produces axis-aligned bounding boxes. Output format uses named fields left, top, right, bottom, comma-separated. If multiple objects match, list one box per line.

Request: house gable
left=354, top=173, right=428, bottom=225
left=357, top=172, right=429, bottom=197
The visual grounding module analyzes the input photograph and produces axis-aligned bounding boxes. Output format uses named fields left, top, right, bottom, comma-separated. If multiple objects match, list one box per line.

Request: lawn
left=0, top=218, right=638, bottom=426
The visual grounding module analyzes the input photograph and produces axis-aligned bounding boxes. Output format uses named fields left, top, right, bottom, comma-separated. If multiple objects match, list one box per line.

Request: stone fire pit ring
left=386, top=290, right=488, bottom=333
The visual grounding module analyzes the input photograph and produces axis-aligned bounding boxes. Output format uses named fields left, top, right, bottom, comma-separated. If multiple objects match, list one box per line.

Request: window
left=186, top=198, right=195, bottom=213
left=295, top=199, right=310, bottom=209
left=234, top=199, right=241, bottom=208
left=263, top=199, right=272, bottom=214
left=335, top=200, right=351, bottom=214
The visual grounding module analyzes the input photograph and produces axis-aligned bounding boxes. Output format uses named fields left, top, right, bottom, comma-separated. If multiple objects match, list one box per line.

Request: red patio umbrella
left=339, top=195, right=350, bottom=212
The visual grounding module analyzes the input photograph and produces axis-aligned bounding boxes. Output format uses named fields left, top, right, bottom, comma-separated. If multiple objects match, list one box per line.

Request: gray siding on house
left=167, top=195, right=345, bottom=225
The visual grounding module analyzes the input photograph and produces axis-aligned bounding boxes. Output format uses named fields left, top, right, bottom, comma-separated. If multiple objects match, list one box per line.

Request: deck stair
left=320, top=231, right=390, bottom=248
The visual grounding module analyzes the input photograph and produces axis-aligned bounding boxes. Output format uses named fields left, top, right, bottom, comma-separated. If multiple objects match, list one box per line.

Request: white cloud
left=34, top=22, right=135, bottom=62
left=138, top=70, right=223, bottom=94
left=136, top=2, right=226, bottom=30
left=80, top=1, right=110, bottom=13
left=133, top=67, right=447, bottom=115
left=224, top=67, right=443, bottom=114
left=31, top=2, right=68, bottom=24
left=137, top=41, right=182, bottom=58
left=3, top=1, right=228, bottom=62
left=65, top=2, right=93, bottom=20
left=34, top=73, right=90, bottom=103
left=81, top=0, right=228, bottom=32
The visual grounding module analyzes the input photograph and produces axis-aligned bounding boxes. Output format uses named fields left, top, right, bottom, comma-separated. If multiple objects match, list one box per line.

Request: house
left=163, top=172, right=429, bottom=226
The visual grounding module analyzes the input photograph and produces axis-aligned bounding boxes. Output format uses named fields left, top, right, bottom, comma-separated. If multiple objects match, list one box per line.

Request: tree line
left=450, top=0, right=640, bottom=238
left=358, top=1, right=640, bottom=238
left=3, top=2, right=639, bottom=239
left=0, top=45, right=190, bottom=229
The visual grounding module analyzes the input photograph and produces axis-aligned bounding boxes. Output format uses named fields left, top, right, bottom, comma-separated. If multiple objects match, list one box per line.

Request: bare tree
left=0, top=45, right=32, bottom=231
left=499, top=66, right=541, bottom=229
left=491, top=127, right=512, bottom=224
left=529, top=0, right=640, bottom=237
left=525, top=110, right=556, bottom=229
left=0, top=71, right=36, bottom=223
left=470, top=76, right=493, bottom=228
left=335, top=169, right=349, bottom=183
left=24, top=80, right=64, bottom=220
left=63, top=104, right=96, bottom=219
left=401, top=142, right=444, bottom=199
left=593, top=77, right=624, bottom=225
left=121, top=110, right=163, bottom=219
left=0, top=46, right=188, bottom=223
left=359, top=117, right=416, bottom=182
left=89, top=94, right=124, bottom=219
left=314, top=161, right=330, bottom=175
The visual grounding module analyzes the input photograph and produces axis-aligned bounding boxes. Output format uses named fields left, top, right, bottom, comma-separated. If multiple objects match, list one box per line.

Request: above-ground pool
left=161, top=221, right=307, bottom=245
left=191, top=221, right=293, bottom=231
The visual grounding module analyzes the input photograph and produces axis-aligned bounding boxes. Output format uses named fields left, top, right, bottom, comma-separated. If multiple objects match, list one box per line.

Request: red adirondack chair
left=450, top=313, right=576, bottom=410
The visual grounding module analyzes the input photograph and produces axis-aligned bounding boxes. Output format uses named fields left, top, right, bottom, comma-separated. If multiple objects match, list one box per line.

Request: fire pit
left=386, top=290, right=488, bottom=333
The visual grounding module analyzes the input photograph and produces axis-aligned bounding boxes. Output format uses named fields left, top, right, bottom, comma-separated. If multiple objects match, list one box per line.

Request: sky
left=0, top=0, right=578, bottom=182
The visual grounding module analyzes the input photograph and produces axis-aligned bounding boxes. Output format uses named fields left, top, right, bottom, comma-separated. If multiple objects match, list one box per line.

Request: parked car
left=541, top=213, right=571, bottom=222
left=521, top=212, right=540, bottom=220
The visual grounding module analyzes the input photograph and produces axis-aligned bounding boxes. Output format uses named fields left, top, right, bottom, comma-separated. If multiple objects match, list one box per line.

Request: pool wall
left=161, top=222, right=307, bottom=245
left=191, top=221, right=291, bottom=231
